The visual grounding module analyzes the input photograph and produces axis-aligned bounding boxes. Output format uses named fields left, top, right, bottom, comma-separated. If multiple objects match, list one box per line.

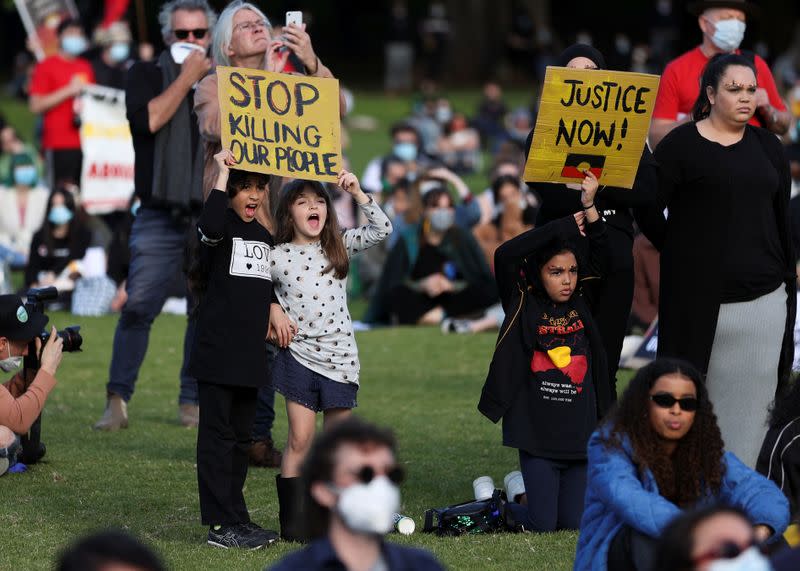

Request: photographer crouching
left=0, top=293, right=63, bottom=475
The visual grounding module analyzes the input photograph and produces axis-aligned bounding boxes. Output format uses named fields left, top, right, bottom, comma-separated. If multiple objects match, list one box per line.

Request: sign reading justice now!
left=524, top=67, right=660, bottom=189
left=217, top=66, right=341, bottom=183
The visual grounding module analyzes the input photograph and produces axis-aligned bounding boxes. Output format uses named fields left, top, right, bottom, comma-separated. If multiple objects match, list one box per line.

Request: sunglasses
left=353, top=465, right=405, bottom=486
left=173, top=28, right=208, bottom=40
left=692, top=540, right=763, bottom=566
left=650, top=393, right=699, bottom=412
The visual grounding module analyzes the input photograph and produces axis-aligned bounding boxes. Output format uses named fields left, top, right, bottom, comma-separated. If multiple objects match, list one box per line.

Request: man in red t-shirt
left=29, top=18, right=95, bottom=187
left=649, top=0, right=790, bottom=148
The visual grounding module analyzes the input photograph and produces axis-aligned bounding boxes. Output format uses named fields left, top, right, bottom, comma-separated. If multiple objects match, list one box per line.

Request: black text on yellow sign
left=524, top=67, right=660, bottom=189
left=217, top=66, right=341, bottom=183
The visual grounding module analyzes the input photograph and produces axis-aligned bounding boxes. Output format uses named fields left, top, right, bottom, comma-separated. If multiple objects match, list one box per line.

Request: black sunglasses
left=355, top=465, right=405, bottom=486
left=650, top=393, right=699, bottom=412
left=692, top=540, right=764, bottom=566
left=174, top=28, right=208, bottom=40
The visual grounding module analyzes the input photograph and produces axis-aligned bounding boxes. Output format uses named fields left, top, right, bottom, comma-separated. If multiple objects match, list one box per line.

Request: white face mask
left=335, top=475, right=401, bottom=535
left=709, top=18, right=746, bottom=52
left=0, top=345, right=23, bottom=373
left=707, top=547, right=771, bottom=571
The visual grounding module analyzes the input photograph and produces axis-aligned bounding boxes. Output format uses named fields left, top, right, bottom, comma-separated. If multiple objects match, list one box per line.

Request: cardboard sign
left=79, top=85, right=135, bottom=214
left=14, top=0, right=78, bottom=61
left=524, top=67, right=660, bottom=189
left=217, top=66, right=341, bottom=183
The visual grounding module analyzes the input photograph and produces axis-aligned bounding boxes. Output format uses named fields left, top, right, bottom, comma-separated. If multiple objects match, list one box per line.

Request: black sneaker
left=242, top=522, right=279, bottom=545
left=207, top=523, right=276, bottom=549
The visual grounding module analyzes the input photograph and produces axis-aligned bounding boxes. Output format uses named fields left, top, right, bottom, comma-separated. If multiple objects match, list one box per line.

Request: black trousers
left=593, top=230, right=634, bottom=394
left=607, top=525, right=658, bottom=571
left=46, top=148, right=83, bottom=187
left=390, top=284, right=496, bottom=325
left=197, top=382, right=258, bottom=525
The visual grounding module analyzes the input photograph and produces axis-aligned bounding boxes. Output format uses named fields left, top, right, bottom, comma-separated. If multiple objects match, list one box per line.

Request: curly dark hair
left=601, top=358, right=725, bottom=506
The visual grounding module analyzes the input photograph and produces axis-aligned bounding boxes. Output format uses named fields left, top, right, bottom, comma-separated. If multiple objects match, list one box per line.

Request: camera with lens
left=18, top=287, right=83, bottom=464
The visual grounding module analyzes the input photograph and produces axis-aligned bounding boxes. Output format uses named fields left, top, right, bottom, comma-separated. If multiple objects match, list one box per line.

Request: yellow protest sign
left=217, top=66, right=341, bottom=183
left=524, top=67, right=660, bottom=189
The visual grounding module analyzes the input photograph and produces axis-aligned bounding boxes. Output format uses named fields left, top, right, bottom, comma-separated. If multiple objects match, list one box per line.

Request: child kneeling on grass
left=188, top=149, right=279, bottom=549
left=268, top=171, right=392, bottom=541
left=478, top=170, right=615, bottom=532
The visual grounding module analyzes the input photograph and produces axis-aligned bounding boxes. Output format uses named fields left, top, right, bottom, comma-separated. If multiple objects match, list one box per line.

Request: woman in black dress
left=650, top=53, right=795, bottom=468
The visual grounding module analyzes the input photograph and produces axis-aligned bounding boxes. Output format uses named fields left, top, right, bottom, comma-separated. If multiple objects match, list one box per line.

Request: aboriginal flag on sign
left=561, top=153, right=605, bottom=179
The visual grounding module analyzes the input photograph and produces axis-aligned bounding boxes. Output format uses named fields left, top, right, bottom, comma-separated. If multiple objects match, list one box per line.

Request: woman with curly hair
left=574, top=358, right=789, bottom=571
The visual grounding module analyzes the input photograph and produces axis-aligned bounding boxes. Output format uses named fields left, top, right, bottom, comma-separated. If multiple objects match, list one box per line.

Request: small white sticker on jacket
left=229, top=238, right=271, bottom=280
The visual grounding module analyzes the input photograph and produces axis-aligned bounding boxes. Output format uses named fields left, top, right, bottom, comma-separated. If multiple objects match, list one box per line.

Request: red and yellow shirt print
left=531, top=305, right=589, bottom=402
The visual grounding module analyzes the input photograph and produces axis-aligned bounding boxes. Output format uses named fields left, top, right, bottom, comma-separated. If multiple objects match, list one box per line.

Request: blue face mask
left=108, top=42, right=130, bottom=63
left=13, top=166, right=37, bottom=187
left=393, top=142, right=418, bottom=162
left=48, top=205, right=74, bottom=225
left=61, top=35, right=88, bottom=56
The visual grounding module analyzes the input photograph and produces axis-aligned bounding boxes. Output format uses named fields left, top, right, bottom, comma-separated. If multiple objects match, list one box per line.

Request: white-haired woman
left=195, top=1, right=344, bottom=211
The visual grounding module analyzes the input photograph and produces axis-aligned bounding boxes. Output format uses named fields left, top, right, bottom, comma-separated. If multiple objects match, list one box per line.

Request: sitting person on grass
left=443, top=175, right=537, bottom=335
left=25, top=187, right=92, bottom=302
left=269, top=416, right=444, bottom=571
left=574, top=358, right=790, bottom=571
left=364, top=186, right=497, bottom=326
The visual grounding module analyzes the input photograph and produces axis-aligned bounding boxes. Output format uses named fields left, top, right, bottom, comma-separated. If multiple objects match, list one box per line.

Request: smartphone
left=285, top=10, right=303, bottom=27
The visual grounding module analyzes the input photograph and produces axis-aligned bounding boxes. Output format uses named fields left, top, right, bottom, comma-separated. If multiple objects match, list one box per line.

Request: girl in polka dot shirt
left=267, top=170, right=392, bottom=540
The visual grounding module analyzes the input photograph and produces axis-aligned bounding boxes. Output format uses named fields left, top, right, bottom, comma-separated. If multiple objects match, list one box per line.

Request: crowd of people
left=3, top=0, right=800, bottom=569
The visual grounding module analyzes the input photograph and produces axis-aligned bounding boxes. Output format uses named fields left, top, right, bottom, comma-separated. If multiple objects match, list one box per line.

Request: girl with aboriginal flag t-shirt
left=479, top=169, right=615, bottom=532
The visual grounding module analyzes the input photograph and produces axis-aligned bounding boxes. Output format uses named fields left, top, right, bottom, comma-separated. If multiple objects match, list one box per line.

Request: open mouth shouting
left=307, top=212, right=321, bottom=231
left=245, top=202, right=258, bottom=219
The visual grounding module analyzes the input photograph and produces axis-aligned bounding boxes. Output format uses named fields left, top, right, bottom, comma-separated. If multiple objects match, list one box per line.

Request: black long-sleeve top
left=187, top=190, right=275, bottom=387
left=25, top=226, right=92, bottom=287
left=651, top=123, right=795, bottom=382
left=480, top=216, right=613, bottom=459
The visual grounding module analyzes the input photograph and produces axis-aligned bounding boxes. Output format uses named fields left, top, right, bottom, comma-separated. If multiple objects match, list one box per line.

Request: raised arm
left=195, top=73, right=221, bottom=142
left=197, top=150, right=234, bottom=244
left=147, top=51, right=211, bottom=134
left=338, top=170, right=393, bottom=255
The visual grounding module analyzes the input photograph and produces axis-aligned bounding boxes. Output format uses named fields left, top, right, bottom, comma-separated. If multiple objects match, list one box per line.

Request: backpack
left=422, top=489, right=524, bottom=536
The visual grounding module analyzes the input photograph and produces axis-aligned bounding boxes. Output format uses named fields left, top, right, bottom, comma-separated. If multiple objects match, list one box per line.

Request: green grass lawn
left=0, top=88, right=628, bottom=569
left=2, top=313, right=587, bottom=570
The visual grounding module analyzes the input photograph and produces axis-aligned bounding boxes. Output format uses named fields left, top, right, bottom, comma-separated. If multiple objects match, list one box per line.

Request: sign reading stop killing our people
left=217, top=66, right=341, bottom=184
left=524, top=67, right=660, bottom=189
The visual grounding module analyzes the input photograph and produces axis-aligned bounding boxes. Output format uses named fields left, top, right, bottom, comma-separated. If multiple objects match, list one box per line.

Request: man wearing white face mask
left=269, top=417, right=443, bottom=571
left=93, top=0, right=216, bottom=432
left=0, top=295, right=63, bottom=475
left=649, top=0, right=791, bottom=148
left=28, top=18, right=95, bottom=187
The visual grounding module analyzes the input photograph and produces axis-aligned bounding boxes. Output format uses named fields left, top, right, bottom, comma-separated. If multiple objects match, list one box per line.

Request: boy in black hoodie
left=478, top=170, right=613, bottom=532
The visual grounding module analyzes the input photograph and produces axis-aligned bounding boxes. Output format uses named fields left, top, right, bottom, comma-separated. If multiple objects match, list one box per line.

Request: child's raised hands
left=337, top=169, right=369, bottom=204
left=580, top=170, right=599, bottom=208
left=214, top=148, right=237, bottom=172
